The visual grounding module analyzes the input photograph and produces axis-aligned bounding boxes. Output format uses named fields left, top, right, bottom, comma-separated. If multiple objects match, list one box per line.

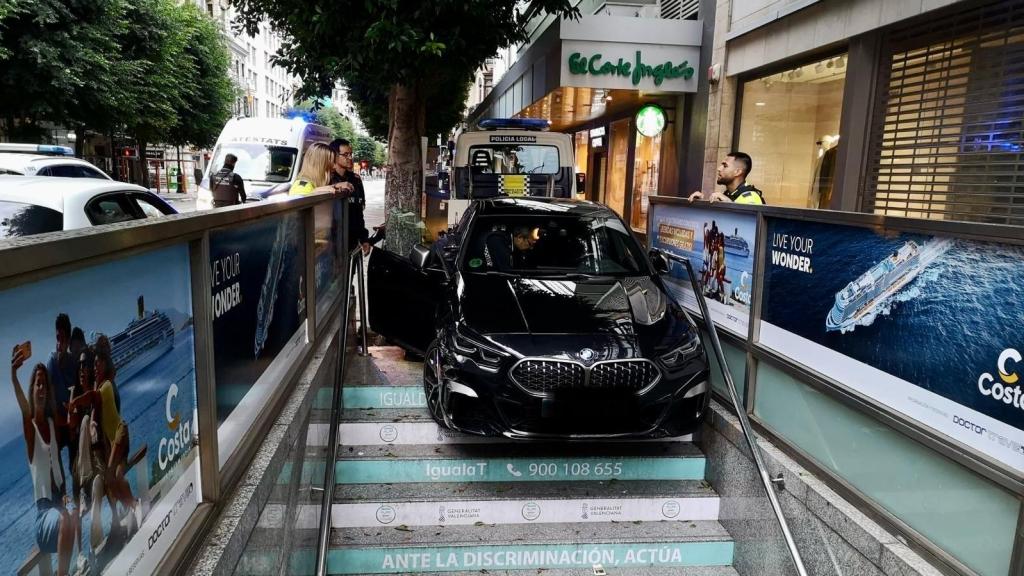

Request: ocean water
left=762, top=219, right=1024, bottom=429
left=0, top=327, right=196, bottom=572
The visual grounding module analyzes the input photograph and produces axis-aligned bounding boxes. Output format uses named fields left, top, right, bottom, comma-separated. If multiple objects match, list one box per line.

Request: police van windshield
left=210, top=143, right=297, bottom=183
left=468, top=144, right=559, bottom=175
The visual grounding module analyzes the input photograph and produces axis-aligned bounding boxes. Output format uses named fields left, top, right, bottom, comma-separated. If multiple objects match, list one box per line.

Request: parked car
left=0, top=177, right=176, bottom=238
left=367, top=197, right=710, bottom=439
left=0, top=153, right=112, bottom=179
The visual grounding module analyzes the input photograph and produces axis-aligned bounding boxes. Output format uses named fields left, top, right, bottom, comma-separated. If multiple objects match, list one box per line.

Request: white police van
left=198, top=117, right=332, bottom=210
left=447, top=118, right=577, bottom=226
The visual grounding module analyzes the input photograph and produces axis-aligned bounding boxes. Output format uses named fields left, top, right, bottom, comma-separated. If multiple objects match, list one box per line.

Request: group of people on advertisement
left=10, top=314, right=137, bottom=576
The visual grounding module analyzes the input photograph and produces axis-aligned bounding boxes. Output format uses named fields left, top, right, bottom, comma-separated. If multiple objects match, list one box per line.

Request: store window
left=606, top=118, right=630, bottom=217
left=738, top=54, right=847, bottom=208
left=631, top=131, right=662, bottom=231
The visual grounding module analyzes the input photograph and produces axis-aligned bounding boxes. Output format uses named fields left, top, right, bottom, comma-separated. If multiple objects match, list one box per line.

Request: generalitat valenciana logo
left=978, top=349, right=1022, bottom=409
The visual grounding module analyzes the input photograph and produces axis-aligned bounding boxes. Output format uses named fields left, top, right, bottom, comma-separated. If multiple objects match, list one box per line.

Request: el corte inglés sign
left=568, top=50, right=694, bottom=87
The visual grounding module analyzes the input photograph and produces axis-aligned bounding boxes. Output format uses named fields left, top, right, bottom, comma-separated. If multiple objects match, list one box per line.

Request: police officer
left=688, top=152, right=765, bottom=205
left=210, top=153, right=247, bottom=208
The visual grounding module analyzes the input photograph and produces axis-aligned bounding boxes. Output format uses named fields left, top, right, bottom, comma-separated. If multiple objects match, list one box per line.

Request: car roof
left=474, top=197, right=613, bottom=217
left=0, top=153, right=106, bottom=173
left=0, top=176, right=148, bottom=213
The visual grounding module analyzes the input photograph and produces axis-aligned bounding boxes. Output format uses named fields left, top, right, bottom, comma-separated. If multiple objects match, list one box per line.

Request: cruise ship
left=724, top=229, right=750, bottom=258
left=255, top=220, right=287, bottom=358
left=110, top=296, right=175, bottom=382
left=826, top=241, right=924, bottom=332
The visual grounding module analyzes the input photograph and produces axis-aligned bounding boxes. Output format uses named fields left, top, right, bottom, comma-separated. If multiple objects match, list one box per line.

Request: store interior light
left=755, top=102, right=766, bottom=107
left=815, top=63, right=824, bottom=73
left=837, top=55, right=846, bottom=68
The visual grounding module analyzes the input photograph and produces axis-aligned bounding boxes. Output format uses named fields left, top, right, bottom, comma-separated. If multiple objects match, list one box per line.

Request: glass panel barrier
left=754, top=360, right=1020, bottom=576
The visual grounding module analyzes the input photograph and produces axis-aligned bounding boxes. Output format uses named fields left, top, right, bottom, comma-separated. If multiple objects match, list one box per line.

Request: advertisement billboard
left=0, top=245, right=200, bottom=575
left=760, top=217, right=1024, bottom=473
left=210, top=211, right=307, bottom=423
left=648, top=203, right=757, bottom=336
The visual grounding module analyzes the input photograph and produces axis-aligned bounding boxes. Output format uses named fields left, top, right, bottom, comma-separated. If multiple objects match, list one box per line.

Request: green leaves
left=0, top=0, right=233, bottom=147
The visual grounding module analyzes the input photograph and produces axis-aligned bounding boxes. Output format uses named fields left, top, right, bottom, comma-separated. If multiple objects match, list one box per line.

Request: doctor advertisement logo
left=760, top=217, right=1024, bottom=469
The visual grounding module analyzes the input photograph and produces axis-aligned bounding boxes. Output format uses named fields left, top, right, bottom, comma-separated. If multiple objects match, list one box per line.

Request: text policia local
left=212, top=252, right=242, bottom=318
left=771, top=233, right=813, bottom=273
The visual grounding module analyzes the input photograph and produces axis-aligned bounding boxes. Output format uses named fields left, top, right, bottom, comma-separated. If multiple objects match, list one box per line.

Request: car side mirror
left=649, top=250, right=670, bottom=275
left=410, top=243, right=431, bottom=270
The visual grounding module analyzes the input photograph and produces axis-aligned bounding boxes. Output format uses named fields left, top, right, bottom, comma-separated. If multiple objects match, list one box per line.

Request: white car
left=0, top=177, right=177, bottom=238
left=0, top=152, right=112, bottom=179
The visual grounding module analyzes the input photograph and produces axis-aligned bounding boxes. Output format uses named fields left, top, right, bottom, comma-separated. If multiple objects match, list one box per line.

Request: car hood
left=458, top=274, right=667, bottom=337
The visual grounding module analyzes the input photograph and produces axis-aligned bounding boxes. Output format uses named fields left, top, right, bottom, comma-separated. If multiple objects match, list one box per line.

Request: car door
left=366, top=248, right=444, bottom=354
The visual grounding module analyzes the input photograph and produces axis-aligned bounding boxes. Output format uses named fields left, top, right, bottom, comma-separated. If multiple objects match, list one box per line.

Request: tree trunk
left=108, top=129, right=117, bottom=181
left=138, top=137, right=150, bottom=190
left=74, top=126, right=85, bottom=158
left=384, top=83, right=426, bottom=256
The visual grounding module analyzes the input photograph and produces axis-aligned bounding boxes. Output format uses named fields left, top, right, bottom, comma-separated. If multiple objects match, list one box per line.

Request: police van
left=446, top=118, right=577, bottom=226
left=198, top=117, right=332, bottom=210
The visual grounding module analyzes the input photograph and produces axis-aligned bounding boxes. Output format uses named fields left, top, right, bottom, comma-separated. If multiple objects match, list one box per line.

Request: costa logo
left=977, top=348, right=1023, bottom=410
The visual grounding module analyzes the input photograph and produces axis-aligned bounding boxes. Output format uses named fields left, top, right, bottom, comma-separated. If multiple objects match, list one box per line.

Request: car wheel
left=423, top=340, right=449, bottom=427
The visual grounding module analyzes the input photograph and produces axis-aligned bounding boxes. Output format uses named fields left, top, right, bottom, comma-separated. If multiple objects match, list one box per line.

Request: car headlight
left=450, top=324, right=506, bottom=370
left=660, top=331, right=701, bottom=367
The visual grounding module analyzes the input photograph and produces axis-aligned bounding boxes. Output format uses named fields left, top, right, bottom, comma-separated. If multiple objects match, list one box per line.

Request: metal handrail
left=661, top=250, right=809, bottom=576
left=314, top=239, right=370, bottom=574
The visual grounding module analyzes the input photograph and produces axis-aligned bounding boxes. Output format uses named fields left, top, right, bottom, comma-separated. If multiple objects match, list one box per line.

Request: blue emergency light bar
left=477, top=118, right=550, bottom=131
left=37, top=145, right=74, bottom=156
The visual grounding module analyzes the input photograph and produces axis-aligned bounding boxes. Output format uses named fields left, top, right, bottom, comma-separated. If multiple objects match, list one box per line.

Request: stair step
left=402, top=568, right=741, bottom=576
left=334, top=480, right=714, bottom=502
left=305, top=412, right=694, bottom=446
left=325, top=521, right=733, bottom=574
left=336, top=443, right=705, bottom=484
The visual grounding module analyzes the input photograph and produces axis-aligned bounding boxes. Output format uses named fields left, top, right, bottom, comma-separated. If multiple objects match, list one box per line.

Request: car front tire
left=423, top=339, right=449, bottom=428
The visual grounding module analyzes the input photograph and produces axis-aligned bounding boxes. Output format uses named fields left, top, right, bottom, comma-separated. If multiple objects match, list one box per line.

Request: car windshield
left=0, top=200, right=62, bottom=238
left=468, top=144, right=559, bottom=175
left=210, top=143, right=297, bottom=183
left=461, top=212, right=649, bottom=277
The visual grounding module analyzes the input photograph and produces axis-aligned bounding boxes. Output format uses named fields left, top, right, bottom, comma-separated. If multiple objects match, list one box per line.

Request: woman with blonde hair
left=290, top=142, right=348, bottom=196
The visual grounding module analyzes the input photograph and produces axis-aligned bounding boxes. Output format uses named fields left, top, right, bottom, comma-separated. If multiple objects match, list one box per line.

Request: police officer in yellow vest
left=688, top=151, right=765, bottom=205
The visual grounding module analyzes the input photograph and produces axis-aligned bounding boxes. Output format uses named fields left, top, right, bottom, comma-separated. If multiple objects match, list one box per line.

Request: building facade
left=466, top=0, right=706, bottom=238
left=194, top=0, right=298, bottom=120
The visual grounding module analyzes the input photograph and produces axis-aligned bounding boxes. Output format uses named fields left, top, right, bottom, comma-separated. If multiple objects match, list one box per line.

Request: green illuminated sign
left=635, top=104, right=666, bottom=137
left=568, top=51, right=695, bottom=87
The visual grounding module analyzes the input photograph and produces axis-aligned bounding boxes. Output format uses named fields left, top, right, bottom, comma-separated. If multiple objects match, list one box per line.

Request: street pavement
left=156, top=176, right=386, bottom=220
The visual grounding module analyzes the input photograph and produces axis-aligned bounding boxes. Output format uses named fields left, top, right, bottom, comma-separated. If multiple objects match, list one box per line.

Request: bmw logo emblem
left=579, top=348, right=596, bottom=362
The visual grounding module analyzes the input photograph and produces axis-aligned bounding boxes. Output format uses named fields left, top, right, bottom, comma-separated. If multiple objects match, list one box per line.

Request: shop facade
left=704, top=0, right=1024, bottom=227
left=467, top=13, right=708, bottom=235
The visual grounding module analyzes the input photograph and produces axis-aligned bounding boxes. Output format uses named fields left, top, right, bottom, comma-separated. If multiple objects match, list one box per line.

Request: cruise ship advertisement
left=648, top=203, right=757, bottom=336
left=210, top=211, right=306, bottom=424
left=0, top=245, right=201, bottom=575
left=760, top=217, right=1024, bottom=472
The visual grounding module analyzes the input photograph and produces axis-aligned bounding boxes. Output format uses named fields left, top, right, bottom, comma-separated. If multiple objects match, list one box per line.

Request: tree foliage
left=232, top=0, right=579, bottom=254
left=290, top=99, right=357, bottom=142
left=0, top=0, right=233, bottom=165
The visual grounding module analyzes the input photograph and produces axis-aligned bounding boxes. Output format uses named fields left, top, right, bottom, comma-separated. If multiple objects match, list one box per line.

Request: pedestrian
left=329, top=138, right=369, bottom=249
left=688, top=152, right=765, bottom=205
left=289, top=143, right=348, bottom=196
left=210, top=154, right=247, bottom=208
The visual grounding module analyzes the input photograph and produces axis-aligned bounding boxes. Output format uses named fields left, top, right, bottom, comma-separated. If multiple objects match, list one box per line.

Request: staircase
left=317, top=346, right=738, bottom=575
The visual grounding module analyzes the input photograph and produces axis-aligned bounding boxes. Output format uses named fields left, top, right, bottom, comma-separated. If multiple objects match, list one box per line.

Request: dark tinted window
left=44, top=164, right=107, bottom=179
left=462, top=213, right=648, bottom=276
left=0, top=201, right=62, bottom=238
left=85, top=194, right=137, bottom=225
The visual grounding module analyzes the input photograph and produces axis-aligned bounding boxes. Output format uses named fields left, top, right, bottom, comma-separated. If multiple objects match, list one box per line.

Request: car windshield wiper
left=470, top=270, right=520, bottom=278
left=535, top=272, right=604, bottom=280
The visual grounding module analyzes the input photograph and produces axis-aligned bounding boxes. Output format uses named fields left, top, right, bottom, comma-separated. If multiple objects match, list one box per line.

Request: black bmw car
left=366, top=197, right=709, bottom=439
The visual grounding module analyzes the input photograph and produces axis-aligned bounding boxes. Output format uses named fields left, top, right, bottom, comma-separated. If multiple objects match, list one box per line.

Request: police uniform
left=725, top=182, right=765, bottom=205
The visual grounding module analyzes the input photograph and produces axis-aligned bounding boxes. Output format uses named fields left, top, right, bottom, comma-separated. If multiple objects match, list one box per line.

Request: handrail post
left=355, top=248, right=369, bottom=356
left=663, top=250, right=809, bottom=576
